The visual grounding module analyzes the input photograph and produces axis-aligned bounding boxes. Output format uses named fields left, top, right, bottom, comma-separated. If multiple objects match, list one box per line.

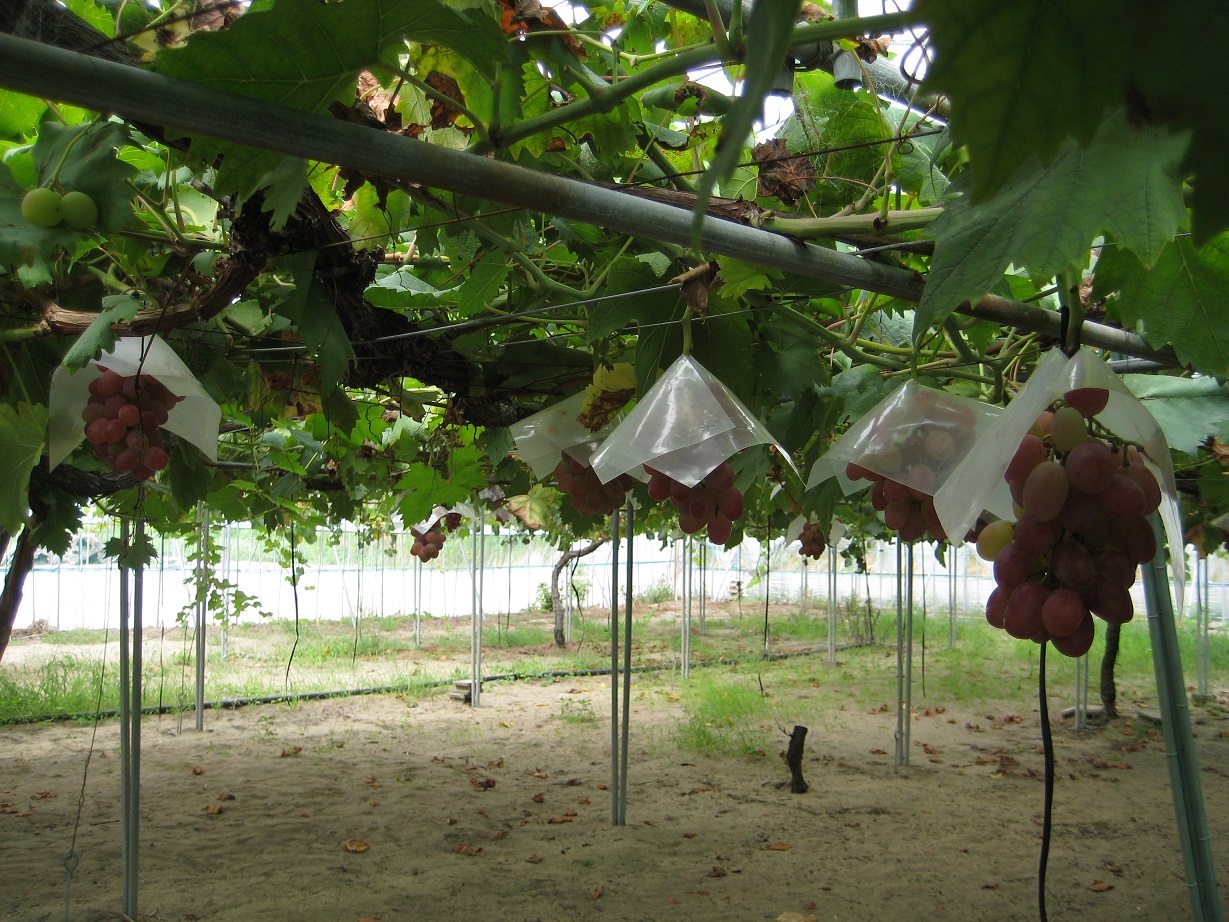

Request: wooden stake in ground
left=785, top=725, right=809, bottom=794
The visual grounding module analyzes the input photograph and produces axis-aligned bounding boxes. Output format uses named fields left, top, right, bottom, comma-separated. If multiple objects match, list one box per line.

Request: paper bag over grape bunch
left=807, top=380, right=1010, bottom=542
left=48, top=335, right=220, bottom=480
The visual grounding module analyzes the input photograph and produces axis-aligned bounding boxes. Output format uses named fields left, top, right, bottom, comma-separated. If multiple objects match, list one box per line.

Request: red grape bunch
left=845, top=461, right=948, bottom=543
left=553, top=454, right=634, bottom=517
left=978, top=387, right=1161, bottom=658
left=411, top=527, right=447, bottom=561
left=797, top=522, right=827, bottom=560
left=82, top=368, right=182, bottom=480
left=645, top=460, right=743, bottom=546
left=443, top=511, right=463, bottom=532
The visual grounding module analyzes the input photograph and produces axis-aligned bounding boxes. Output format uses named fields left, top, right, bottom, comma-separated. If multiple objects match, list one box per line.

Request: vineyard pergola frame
left=0, top=17, right=1219, bottom=922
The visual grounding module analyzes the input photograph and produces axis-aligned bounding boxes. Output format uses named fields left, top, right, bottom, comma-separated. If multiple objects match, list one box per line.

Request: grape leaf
left=1093, top=235, right=1229, bottom=378
left=154, top=0, right=507, bottom=220
left=917, top=0, right=1133, bottom=203
left=0, top=91, right=45, bottom=138
left=0, top=402, right=47, bottom=535
left=1121, top=375, right=1229, bottom=457
left=167, top=440, right=212, bottom=509
left=30, top=490, right=84, bottom=557
left=916, top=109, right=1187, bottom=336
left=62, top=295, right=144, bottom=371
left=457, top=250, right=510, bottom=318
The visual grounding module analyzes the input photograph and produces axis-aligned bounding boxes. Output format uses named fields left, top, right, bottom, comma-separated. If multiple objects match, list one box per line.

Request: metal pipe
left=609, top=509, right=620, bottom=826
left=619, top=503, right=633, bottom=826
left=0, top=35, right=1179, bottom=367
left=1141, top=516, right=1223, bottom=921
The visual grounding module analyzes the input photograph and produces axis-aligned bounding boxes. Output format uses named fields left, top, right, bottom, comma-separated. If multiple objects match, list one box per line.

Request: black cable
left=1037, top=641, right=1053, bottom=922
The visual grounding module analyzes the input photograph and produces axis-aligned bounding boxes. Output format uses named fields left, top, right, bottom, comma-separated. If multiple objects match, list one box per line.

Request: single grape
left=1112, top=515, right=1157, bottom=565
left=869, top=480, right=888, bottom=512
left=716, top=487, right=744, bottom=521
left=1049, top=405, right=1089, bottom=452
left=993, top=544, right=1034, bottom=591
left=669, top=479, right=692, bottom=505
left=1029, top=410, right=1053, bottom=438
left=104, top=394, right=127, bottom=419
left=678, top=513, right=705, bottom=535
left=1096, top=546, right=1137, bottom=588
left=867, top=445, right=902, bottom=475
left=81, top=403, right=106, bottom=424
left=103, top=419, right=126, bottom=444
left=1100, top=472, right=1146, bottom=518
left=920, top=498, right=946, bottom=541
left=908, top=464, right=936, bottom=495
left=59, top=190, right=99, bottom=229
left=687, top=490, right=717, bottom=523
left=1050, top=539, right=1097, bottom=591
left=1089, top=574, right=1134, bottom=624
left=884, top=501, right=910, bottom=531
left=1051, top=612, right=1095, bottom=658
left=1003, top=580, right=1049, bottom=640
left=1012, top=515, right=1061, bottom=558
left=85, top=418, right=110, bottom=445
left=1121, top=462, right=1161, bottom=514
left=975, top=519, right=1015, bottom=562
left=125, top=429, right=148, bottom=452
left=845, top=461, right=871, bottom=481
left=144, top=445, right=169, bottom=472
left=705, top=461, right=735, bottom=493
left=20, top=187, right=62, bottom=227
left=1005, top=434, right=1047, bottom=487
left=897, top=506, right=927, bottom=543
left=112, top=448, right=138, bottom=474
left=923, top=428, right=956, bottom=463
left=1022, top=460, right=1069, bottom=522
left=1042, top=587, right=1088, bottom=638
left=985, top=587, right=1009, bottom=629
left=1063, top=387, right=1109, bottom=418
left=117, top=403, right=140, bottom=427
left=1064, top=440, right=1114, bottom=495
left=707, top=514, right=733, bottom=546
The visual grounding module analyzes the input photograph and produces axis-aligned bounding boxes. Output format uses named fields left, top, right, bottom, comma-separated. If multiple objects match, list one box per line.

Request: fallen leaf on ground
left=31, top=791, right=55, bottom=799
left=531, top=792, right=545, bottom=803
left=191, top=765, right=205, bottom=775
left=981, top=882, right=999, bottom=890
left=279, top=747, right=302, bottom=758
left=526, top=854, right=544, bottom=864
left=470, top=777, right=496, bottom=790
left=869, top=748, right=887, bottom=755
left=217, top=793, right=236, bottom=801
left=764, top=842, right=793, bottom=851
left=707, top=867, right=728, bottom=878
left=357, top=915, right=382, bottom=922
left=365, top=775, right=382, bottom=788
left=590, top=886, right=603, bottom=900
left=369, top=800, right=380, bottom=808
left=452, top=843, right=484, bottom=857
left=776, top=913, right=816, bottom=922
left=1090, top=880, right=1113, bottom=892
left=488, top=758, right=504, bottom=769
left=344, top=839, right=370, bottom=853
left=498, top=720, right=512, bottom=728
left=546, top=816, right=573, bottom=824
left=203, top=805, right=225, bottom=816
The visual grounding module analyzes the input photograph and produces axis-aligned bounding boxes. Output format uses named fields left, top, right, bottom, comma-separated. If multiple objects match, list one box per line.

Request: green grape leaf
left=30, top=489, right=84, bottom=557
left=916, top=109, right=1188, bottom=336
left=104, top=530, right=159, bottom=570
left=585, top=258, right=674, bottom=342
left=0, top=91, right=46, bottom=138
left=1121, top=375, right=1229, bottom=457
left=457, top=250, right=510, bottom=318
left=1093, top=235, right=1229, bottom=378
left=154, top=0, right=507, bottom=217
left=0, top=402, right=47, bottom=536
left=917, top=0, right=1132, bottom=203
left=167, top=440, right=212, bottom=509
left=62, top=294, right=145, bottom=370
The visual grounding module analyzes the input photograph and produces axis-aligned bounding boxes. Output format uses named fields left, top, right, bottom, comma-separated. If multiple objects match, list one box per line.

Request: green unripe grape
left=60, top=190, right=99, bottom=229
left=1049, top=405, right=1088, bottom=452
left=21, top=187, right=63, bottom=227
left=975, top=519, right=1015, bottom=562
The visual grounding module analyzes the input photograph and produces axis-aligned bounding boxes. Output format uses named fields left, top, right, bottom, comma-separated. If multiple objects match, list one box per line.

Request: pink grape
left=716, top=487, right=744, bottom=520
left=1003, top=580, right=1049, bottom=640
left=707, top=514, right=733, bottom=546
left=1063, top=387, right=1109, bottom=418
left=1101, top=472, right=1146, bottom=518
left=1064, top=440, right=1114, bottom=494
left=1012, top=515, right=1061, bottom=557
left=1051, top=539, right=1097, bottom=591
left=993, top=544, right=1034, bottom=591
left=1041, top=587, right=1088, bottom=637
left=986, top=587, right=1009, bottom=629
left=1022, top=461, right=1069, bottom=522
left=94, top=369, right=123, bottom=398
left=1051, top=612, right=1095, bottom=658
left=1121, top=462, right=1161, bottom=514
left=1049, top=405, right=1089, bottom=452
left=1089, top=574, right=1134, bottom=624
left=1005, top=434, right=1047, bottom=488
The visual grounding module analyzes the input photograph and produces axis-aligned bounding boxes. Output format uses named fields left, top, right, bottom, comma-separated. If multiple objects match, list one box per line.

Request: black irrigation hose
left=0, top=641, right=872, bottom=726
left=1037, top=641, right=1054, bottom=922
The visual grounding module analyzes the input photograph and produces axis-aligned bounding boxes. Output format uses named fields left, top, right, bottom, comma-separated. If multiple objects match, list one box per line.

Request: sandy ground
left=2, top=670, right=1228, bottom=922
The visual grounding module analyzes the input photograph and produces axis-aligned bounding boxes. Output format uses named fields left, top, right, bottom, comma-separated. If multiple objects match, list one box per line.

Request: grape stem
left=1037, top=641, right=1053, bottom=922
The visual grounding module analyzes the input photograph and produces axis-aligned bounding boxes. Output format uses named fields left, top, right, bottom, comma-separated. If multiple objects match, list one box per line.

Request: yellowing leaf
left=344, top=839, right=371, bottom=853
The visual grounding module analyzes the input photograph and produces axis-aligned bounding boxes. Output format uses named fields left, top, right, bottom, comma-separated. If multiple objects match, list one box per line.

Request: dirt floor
left=3, top=654, right=1228, bottom=922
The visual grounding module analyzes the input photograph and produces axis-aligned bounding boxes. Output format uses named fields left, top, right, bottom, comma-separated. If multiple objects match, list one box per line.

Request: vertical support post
left=470, top=515, right=482, bottom=708
left=118, top=519, right=132, bottom=918
left=609, top=509, right=621, bottom=825
left=893, top=537, right=907, bottom=770
left=194, top=503, right=208, bottom=732
left=619, top=502, right=633, bottom=826
left=681, top=536, right=691, bottom=681
left=904, top=541, right=913, bottom=764
left=413, top=554, right=422, bottom=648
left=947, top=547, right=957, bottom=650
left=1197, top=554, right=1210, bottom=698
left=698, top=541, right=706, bottom=634
left=1141, top=517, right=1222, bottom=922
left=827, top=539, right=837, bottom=664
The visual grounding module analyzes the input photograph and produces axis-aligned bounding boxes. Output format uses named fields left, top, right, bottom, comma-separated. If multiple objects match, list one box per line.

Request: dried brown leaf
left=344, top=839, right=371, bottom=853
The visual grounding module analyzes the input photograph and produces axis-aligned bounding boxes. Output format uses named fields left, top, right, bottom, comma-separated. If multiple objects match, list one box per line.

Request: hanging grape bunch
left=977, top=387, right=1162, bottom=658
left=411, top=527, right=447, bottom=562
left=443, top=511, right=463, bottom=532
left=82, top=369, right=182, bottom=480
left=797, top=522, right=827, bottom=560
left=553, top=454, right=634, bottom=517
left=644, top=460, right=743, bottom=545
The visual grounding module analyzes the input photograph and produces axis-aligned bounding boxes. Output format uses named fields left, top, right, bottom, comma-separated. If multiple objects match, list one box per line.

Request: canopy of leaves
left=0, top=0, right=1226, bottom=554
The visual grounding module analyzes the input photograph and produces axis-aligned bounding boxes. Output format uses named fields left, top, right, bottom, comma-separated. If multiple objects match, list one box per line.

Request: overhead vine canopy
left=1, top=0, right=1228, bottom=573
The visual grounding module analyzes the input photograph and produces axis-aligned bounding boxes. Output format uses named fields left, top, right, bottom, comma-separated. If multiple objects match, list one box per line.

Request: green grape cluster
left=21, top=187, right=98, bottom=229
